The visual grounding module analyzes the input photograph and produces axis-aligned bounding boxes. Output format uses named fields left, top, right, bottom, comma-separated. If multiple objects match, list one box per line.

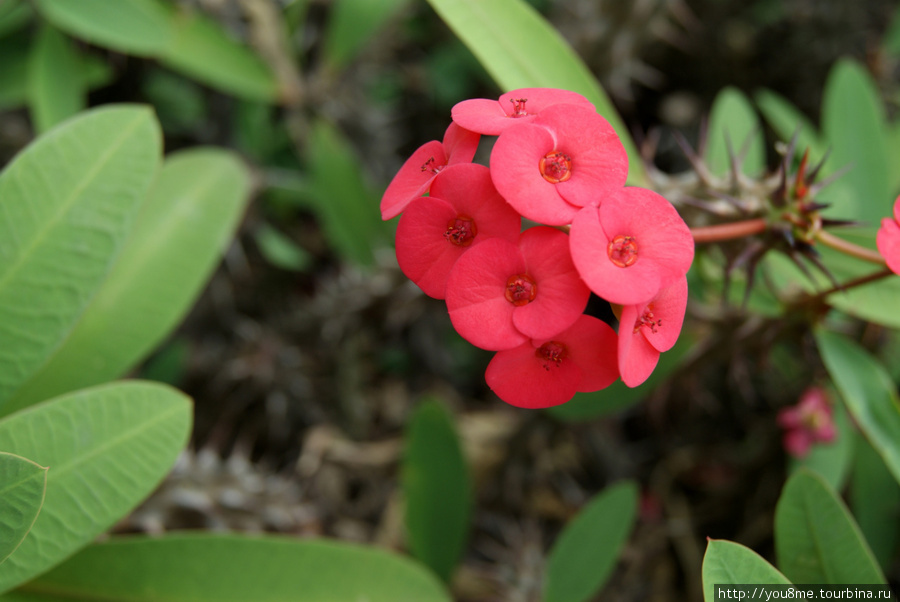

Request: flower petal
left=485, top=342, right=582, bottom=409
left=395, top=196, right=465, bottom=298
left=380, top=140, right=445, bottom=220
left=617, top=305, right=660, bottom=387
left=638, top=277, right=688, bottom=353
left=559, top=315, right=619, bottom=393
left=877, top=217, right=900, bottom=275
left=443, top=122, right=480, bottom=164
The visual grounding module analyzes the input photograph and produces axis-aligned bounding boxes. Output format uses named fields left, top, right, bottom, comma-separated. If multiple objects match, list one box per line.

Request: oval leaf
left=774, top=468, right=885, bottom=585
left=0, top=105, right=162, bottom=412
left=0, top=453, right=47, bottom=565
left=0, top=381, right=192, bottom=594
left=706, top=87, right=765, bottom=177
left=322, top=0, right=410, bottom=71
left=160, top=11, right=279, bottom=102
left=33, top=0, right=173, bottom=57
left=423, top=0, right=648, bottom=187
left=850, top=435, right=900, bottom=570
left=8, top=533, right=451, bottom=602
left=815, top=329, right=900, bottom=485
left=3, top=149, right=251, bottom=414
left=702, top=539, right=791, bottom=602
left=754, top=88, right=826, bottom=161
left=543, top=481, right=638, bottom=602
left=820, top=59, right=891, bottom=224
left=27, top=24, right=85, bottom=133
left=403, top=398, right=471, bottom=583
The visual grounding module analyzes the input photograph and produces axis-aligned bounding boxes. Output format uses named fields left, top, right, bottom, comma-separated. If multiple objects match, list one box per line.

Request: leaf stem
left=690, top=218, right=767, bottom=243
left=814, top=230, right=886, bottom=265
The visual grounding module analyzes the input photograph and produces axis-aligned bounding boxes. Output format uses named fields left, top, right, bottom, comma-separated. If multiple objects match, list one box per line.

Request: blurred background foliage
left=1, top=0, right=899, bottom=600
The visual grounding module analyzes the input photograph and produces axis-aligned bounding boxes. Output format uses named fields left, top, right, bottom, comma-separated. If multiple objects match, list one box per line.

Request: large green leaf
left=403, top=399, right=471, bottom=583
left=701, top=539, right=791, bottom=602
left=27, top=24, right=85, bottom=133
left=322, top=0, right=410, bottom=71
left=4, top=533, right=451, bottom=602
left=0, top=1, right=31, bottom=39
left=3, top=149, right=250, bottom=415
left=33, top=0, right=173, bottom=57
left=543, top=481, right=638, bottom=602
left=815, top=330, right=900, bottom=486
left=754, top=88, right=826, bottom=161
left=774, top=468, right=884, bottom=585
left=0, top=105, right=161, bottom=411
left=423, top=0, right=648, bottom=187
left=0, top=381, right=191, bottom=594
left=160, top=10, right=279, bottom=102
left=705, top=87, right=765, bottom=177
left=0, top=453, right=47, bottom=565
left=850, top=435, right=900, bottom=570
left=820, top=59, right=892, bottom=224
left=302, top=118, right=390, bottom=266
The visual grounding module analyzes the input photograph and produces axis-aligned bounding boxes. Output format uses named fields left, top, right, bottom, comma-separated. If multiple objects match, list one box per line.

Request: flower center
left=608, top=235, right=638, bottom=267
left=539, top=151, right=572, bottom=183
left=420, top=156, right=443, bottom=175
left=633, top=306, right=661, bottom=334
left=536, top=341, right=568, bottom=370
left=504, top=273, right=537, bottom=306
left=510, top=97, right=528, bottom=117
left=444, top=215, right=477, bottom=246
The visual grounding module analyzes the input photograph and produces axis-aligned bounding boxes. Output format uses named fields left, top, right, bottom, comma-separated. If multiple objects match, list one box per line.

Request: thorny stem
left=690, top=219, right=767, bottom=243
left=794, top=267, right=895, bottom=308
left=814, top=229, right=886, bottom=265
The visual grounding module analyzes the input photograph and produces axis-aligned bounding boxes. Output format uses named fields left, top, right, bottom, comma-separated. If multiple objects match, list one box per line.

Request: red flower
left=395, top=163, right=520, bottom=299
left=617, top=277, right=687, bottom=387
left=445, top=227, right=589, bottom=350
left=877, top=195, right=900, bottom=275
left=490, top=104, right=628, bottom=226
left=380, top=122, right=479, bottom=220
left=569, top=187, right=694, bottom=305
left=777, top=387, right=837, bottom=458
left=451, top=87, right=595, bottom=135
left=484, top=315, right=619, bottom=409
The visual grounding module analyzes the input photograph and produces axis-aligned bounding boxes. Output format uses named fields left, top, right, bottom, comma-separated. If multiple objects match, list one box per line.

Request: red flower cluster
left=381, top=88, right=694, bottom=408
left=877, top=195, right=900, bottom=275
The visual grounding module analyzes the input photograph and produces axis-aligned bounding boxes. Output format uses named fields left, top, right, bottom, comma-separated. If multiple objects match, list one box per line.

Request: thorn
left=820, top=218, right=861, bottom=228
left=785, top=246, right=814, bottom=281
left=725, top=132, right=742, bottom=187
left=801, top=246, right=842, bottom=290
left=697, top=115, right=709, bottom=159
left=805, top=148, right=832, bottom=186
left=807, top=162, right=852, bottom=197
left=741, top=246, right=768, bottom=310
left=673, top=130, right=714, bottom=184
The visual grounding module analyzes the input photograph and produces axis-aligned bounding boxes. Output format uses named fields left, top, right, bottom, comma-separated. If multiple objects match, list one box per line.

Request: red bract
left=395, top=163, right=520, bottom=299
left=570, top=187, right=694, bottom=305
left=445, top=227, right=589, bottom=350
left=617, top=277, right=687, bottom=387
left=380, top=122, right=479, bottom=220
left=777, top=387, right=837, bottom=458
left=877, top=195, right=900, bottom=275
left=484, top=315, right=619, bottom=409
left=451, top=88, right=595, bottom=135
left=490, top=104, right=628, bottom=226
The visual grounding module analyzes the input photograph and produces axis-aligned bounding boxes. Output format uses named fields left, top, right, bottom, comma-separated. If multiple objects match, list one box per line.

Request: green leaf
left=774, top=468, right=885, bottom=585
left=255, top=223, right=312, bottom=273
left=850, top=435, right=900, bottom=570
left=302, top=118, right=390, bottom=266
left=0, top=35, right=29, bottom=109
left=888, top=121, right=900, bottom=195
left=3, top=149, right=250, bottom=415
left=816, top=330, right=900, bottom=486
left=0, top=105, right=161, bottom=411
left=27, top=24, right=85, bottom=133
left=702, top=539, right=790, bottom=601
left=7, top=533, right=452, bottom=602
left=706, top=87, right=765, bottom=177
left=423, top=0, right=648, bottom=187
left=788, top=394, right=854, bottom=492
left=33, top=0, right=173, bottom=57
left=160, top=10, right=279, bottom=102
left=754, top=88, right=827, bottom=162
left=403, top=399, right=471, bottom=583
left=0, top=381, right=191, bottom=594
left=0, top=453, right=47, bottom=565
left=0, top=1, right=31, bottom=39
left=322, top=0, right=410, bottom=71
left=543, top=481, right=638, bottom=602
left=820, top=59, right=892, bottom=224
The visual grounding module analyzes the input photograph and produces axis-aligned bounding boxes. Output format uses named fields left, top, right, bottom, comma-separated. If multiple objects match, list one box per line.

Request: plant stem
left=815, top=230, right=886, bottom=265
left=690, top=218, right=767, bottom=243
left=807, top=267, right=895, bottom=301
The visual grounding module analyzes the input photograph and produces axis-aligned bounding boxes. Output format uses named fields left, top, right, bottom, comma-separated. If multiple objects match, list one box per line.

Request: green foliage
left=402, top=399, right=471, bottom=583
left=255, top=223, right=313, bottom=273
left=322, top=0, right=410, bottom=71
left=705, top=87, right=766, bottom=177
left=0, top=106, right=161, bottom=411
left=0, top=1, right=32, bottom=39
left=423, top=0, right=648, bottom=187
left=543, top=481, right=638, bottom=602
left=3, top=148, right=251, bottom=415
left=754, top=88, right=827, bottom=161
left=3, top=534, right=451, bottom=602
left=850, top=436, right=900, bottom=570
left=702, top=539, right=791, bottom=601
left=0, top=381, right=192, bottom=594
left=27, top=24, right=84, bottom=133
left=816, top=330, right=900, bottom=486
left=774, top=469, right=884, bottom=585
left=0, top=453, right=47, bottom=565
